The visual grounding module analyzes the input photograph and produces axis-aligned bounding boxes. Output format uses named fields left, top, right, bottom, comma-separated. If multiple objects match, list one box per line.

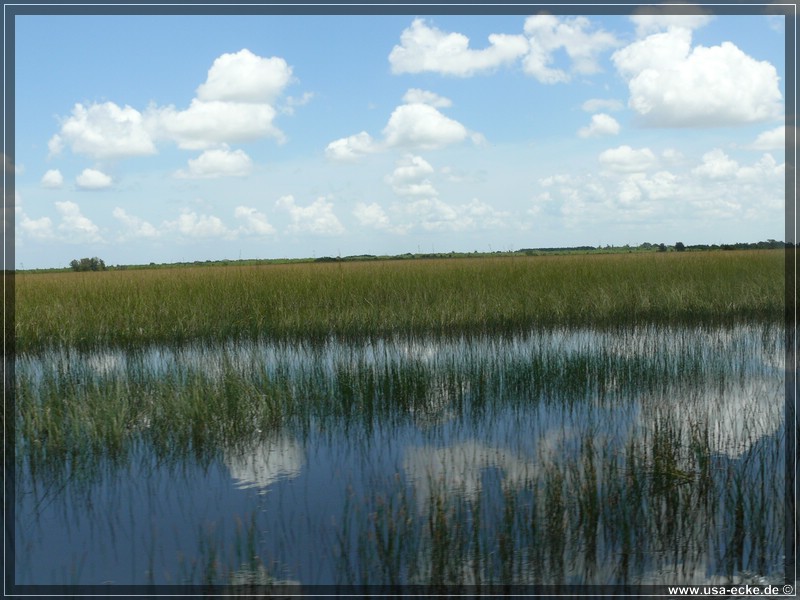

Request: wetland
left=11, top=250, right=793, bottom=592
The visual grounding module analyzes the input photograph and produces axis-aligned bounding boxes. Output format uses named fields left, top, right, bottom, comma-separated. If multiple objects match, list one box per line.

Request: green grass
left=15, top=250, right=785, bottom=352
left=15, top=322, right=785, bottom=585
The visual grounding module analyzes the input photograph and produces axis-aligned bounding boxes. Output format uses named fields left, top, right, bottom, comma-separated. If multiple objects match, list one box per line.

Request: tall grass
left=15, top=322, right=785, bottom=586
left=15, top=250, right=784, bottom=352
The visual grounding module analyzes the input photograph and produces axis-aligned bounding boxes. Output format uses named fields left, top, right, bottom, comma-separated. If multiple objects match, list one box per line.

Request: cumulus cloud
left=629, top=10, right=714, bottom=37
left=55, top=200, right=102, bottom=242
left=113, top=207, right=159, bottom=240
left=50, top=49, right=295, bottom=160
left=402, top=88, right=452, bottom=108
left=147, top=49, right=293, bottom=150
left=174, top=146, right=253, bottom=179
left=353, top=202, right=393, bottom=230
left=598, top=145, right=657, bottom=173
left=41, top=169, right=64, bottom=189
left=325, top=132, right=378, bottom=161
left=389, top=18, right=528, bottom=77
left=326, top=91, right=474, bottom=160
left=399, top=197, right=510, bottom=232
left=692, top=148, right=739, bottom=179
left=533, top=143, right=785, bottom=230
left=578, top=113, right=620, bottom=138
left=234, top=206, right=276, bottom=236
left=382, top=102, right=469, bottom=150
left=748, top=126, right=790, bottom=150
left=163, top=209, right=236, bottom=239
left=693, top=150, right=784, bottom=182
left=389, top=16, right=618, bottom=84
left=735, top=153, right=784, bottom=181
left=50, top=102, right=157, bottom=160
left=196, top=49, right=292, bottom=103
left=20, top=214, right=55, bottom=240
left=76, top=168, right=112, bottom=189
left=386, top=154, right=438, bottom=197
left=522, top=15, right=619, bottom=84
left=275, top=195, right=345, bottom=235
left=149, top=100, right=283, bottom=150
left=612, top=27, right=783, bottom=127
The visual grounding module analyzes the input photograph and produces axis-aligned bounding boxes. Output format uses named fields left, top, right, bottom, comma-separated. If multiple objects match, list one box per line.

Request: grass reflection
left=14, top=323, right=786, bottom=586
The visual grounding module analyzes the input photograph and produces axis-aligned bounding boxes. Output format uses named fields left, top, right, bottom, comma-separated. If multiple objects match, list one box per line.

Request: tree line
left=67, top=240, right=791, bottom=272
left=69, top=257, right=106, bottom=272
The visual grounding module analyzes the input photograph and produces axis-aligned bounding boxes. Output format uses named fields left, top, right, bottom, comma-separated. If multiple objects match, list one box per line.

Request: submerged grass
left=15, top=323, right=785, bottom=586
left=15, top=250, right=784, bottom=352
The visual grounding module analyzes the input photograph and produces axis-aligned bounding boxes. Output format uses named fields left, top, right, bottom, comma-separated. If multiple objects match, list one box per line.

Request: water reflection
left=14, top=323, right=788, bottom=587
left=403, top=441, right=535, bottom=508
left=224, top=435, right=305, bottom=493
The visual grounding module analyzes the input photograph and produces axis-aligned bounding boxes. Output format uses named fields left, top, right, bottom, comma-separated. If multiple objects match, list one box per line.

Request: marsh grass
left=15, top=322, right=786, bottom=587
left=15, top=250, right=784, bottom=352
left=339, top=424, right=784, bottom=587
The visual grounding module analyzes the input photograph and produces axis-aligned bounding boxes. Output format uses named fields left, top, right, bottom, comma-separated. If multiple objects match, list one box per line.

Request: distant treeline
left=14, top=240, right=793, bottom=274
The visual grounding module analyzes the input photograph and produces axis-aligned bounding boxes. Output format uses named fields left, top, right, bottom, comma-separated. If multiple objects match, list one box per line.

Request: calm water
left=14, top=324, right=790, bottom=587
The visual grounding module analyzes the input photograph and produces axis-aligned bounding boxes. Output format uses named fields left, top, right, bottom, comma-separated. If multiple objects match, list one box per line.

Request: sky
left=8, top=8, right=792, bottom=269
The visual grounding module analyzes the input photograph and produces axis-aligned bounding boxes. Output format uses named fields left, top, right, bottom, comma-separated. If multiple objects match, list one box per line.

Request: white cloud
left=402, top=88, right=452, bottom=108
left=50, top=50, right=294, bottom=160
left=275, top=195, right=345, bottom=235
left=234, top=206, right=276, bottom=236
left=20, top=214, right=55, bottom=241
left=734, top=153, right=784, bottom=182
left=749, top=126, right=790, bottom=150
left=51, top=102, right=157, bottom=159
left=629, top=11, right=714, bottom=37
left=522, top=15, right=619, bottom=84
left=382, top=102, right=469, bottom=150
left=148, top=99, right=283, bottom=150
left=394, top=197, right=509, bottom=232
left=281, top=91, right=314, bottom=115
left=41, top=169, right=64, bottom=189
left=76, top=168, right=112, bottom=189
left=174, top=146, right=253, bottom=179
left=325, top=131, right=378, bottom=161
left=532, top=144, right=784, bottom=230
left=327, top=91, right=474, bottom=161
left=55, top=200, right=102, bottom=242
left=163, top=209, right=236, bottom=239
left=353, top=202, right=393, bottom=230
left=612, top=28, right=783, bottom=127
left=598, top=145, right=657, bottom=173
left=47, top=135, right=64, bottom=158
left=113, top=207, right=159, bottom=240
left=578, top=113, right=620, bottom=138
left=637, top=170, right=679, bottom=200
left=581, top=98, right=624, bottom=112
left=389, top=18, right=528, bottom=77
left=692, top=149, right=739, bottom=179
left=386, top=154, right=438, bottom=197
left=196, top=49, right=292, bottom=104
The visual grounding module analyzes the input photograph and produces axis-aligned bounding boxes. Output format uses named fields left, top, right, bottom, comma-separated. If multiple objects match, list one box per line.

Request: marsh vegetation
left=12, top=250, right=790, bottom=590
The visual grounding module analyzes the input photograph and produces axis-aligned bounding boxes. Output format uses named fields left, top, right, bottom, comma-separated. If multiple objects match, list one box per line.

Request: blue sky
left=9, top=9, right=790, bottom=268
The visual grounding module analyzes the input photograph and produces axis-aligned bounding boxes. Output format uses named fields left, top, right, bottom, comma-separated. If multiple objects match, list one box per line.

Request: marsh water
left=14, top=324, right=790, bottom=588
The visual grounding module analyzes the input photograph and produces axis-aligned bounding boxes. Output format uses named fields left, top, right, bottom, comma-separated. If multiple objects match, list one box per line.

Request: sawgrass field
left=15, top=249, right=785, bottom=352
left=12, top=248, right=791, bottom=587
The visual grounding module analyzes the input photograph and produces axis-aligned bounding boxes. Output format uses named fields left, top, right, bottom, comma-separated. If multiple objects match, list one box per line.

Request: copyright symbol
left=784, top=584, right=794, bottom=595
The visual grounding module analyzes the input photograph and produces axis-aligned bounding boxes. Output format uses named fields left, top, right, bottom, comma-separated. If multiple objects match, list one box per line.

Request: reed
left=14, top=323, right=785, bottom=586
left=15, top=250, right=784, bottom=352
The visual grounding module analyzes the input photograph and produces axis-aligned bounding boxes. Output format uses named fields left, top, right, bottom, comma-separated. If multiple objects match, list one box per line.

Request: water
left=13, top=323, right=791, bottom=588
